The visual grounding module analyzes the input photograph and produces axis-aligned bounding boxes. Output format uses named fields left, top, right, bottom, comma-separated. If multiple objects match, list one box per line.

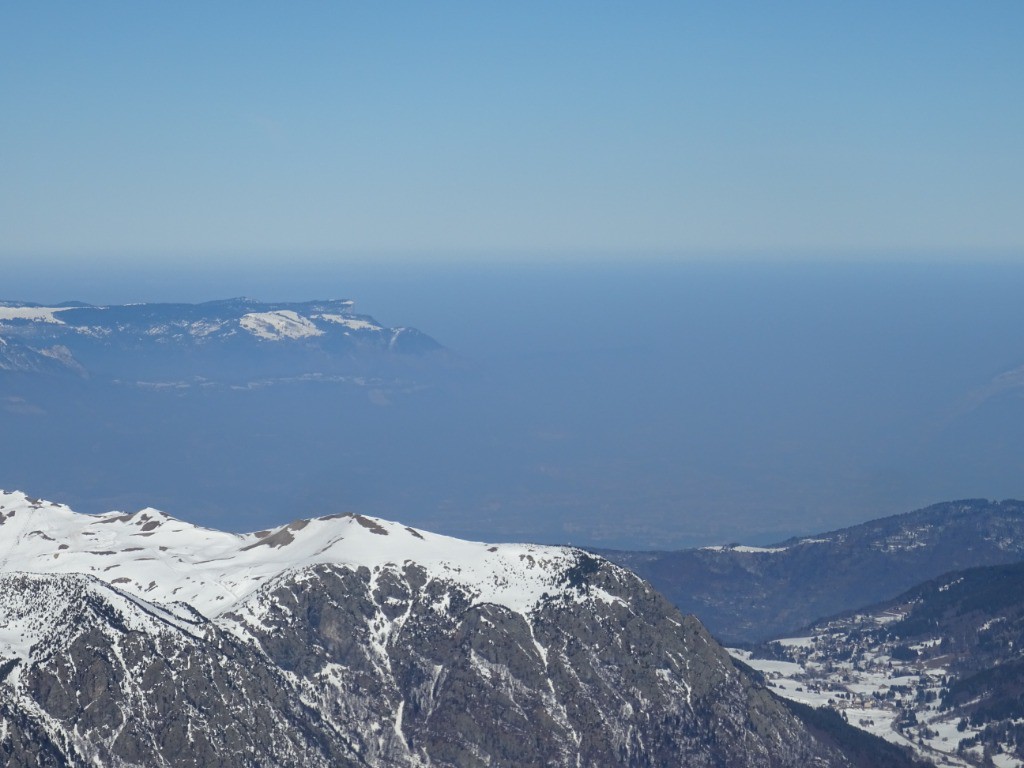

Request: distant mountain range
left=739, top=559, right=1024, bottom=767
left=600, top=499, right=1024, bottom=644
left=0, top=489, right=919, bottom=767
left=0, top=298, right=442, bottom=384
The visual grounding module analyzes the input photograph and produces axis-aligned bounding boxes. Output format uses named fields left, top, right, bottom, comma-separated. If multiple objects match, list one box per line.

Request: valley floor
left=732, top=626, right=1021, bottom=768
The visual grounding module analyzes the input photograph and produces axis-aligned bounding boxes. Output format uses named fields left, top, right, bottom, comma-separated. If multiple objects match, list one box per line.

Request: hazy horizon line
left=6, top=247, right=1024, bottom=269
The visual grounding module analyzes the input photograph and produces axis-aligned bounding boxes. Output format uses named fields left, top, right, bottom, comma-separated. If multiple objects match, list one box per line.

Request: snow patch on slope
left=239, top=311, right=325, bottom=340
left=702, top=544, right=789, bottom=554
left=316, top=314, right=382, bottom=332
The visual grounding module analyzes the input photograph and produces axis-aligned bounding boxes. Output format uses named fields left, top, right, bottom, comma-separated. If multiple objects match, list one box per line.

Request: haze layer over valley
left=4, top=260, right=1024, bottom=549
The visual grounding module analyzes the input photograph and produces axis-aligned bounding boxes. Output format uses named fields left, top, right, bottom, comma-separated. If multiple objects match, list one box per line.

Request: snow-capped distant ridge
left=0, top=298, right=384, bottom=343
left=603, top=497, right=1024, bottom=645
left=0, top=297, right=443, bottom=383
left=0, top=489, right=583, bottom=621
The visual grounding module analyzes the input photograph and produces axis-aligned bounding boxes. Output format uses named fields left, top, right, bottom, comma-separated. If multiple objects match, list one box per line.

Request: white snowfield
left=700, top=538, right=833, bottom=554
left=0, top=490, right=581, bottom=632
left=0, top=306, right=74, bottom=324
left=239, top=310, right=326, bottom=340
left=238, top=310, right=391, bottom=340
left=701, top=544, right=789, bottom=554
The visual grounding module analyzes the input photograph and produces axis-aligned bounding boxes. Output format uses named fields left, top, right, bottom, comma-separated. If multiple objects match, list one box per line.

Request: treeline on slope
left=884, top=562, right=1024, bottom=736
left=779, top=698, right=932, bottom=768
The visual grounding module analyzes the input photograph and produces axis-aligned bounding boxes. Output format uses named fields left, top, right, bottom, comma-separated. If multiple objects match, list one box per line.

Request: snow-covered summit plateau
left=0, top=489, right=582, bottom=622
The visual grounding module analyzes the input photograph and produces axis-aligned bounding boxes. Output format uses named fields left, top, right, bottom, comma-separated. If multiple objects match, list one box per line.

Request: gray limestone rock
left=0, top=547, right=907, bottom=766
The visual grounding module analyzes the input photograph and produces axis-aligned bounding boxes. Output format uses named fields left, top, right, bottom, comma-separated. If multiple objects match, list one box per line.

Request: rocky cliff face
left=0, top=491, right=861, bottom=767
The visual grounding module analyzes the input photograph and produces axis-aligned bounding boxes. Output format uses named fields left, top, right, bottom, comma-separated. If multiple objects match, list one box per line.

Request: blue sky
left=2, top=1, right=1022, bottom=261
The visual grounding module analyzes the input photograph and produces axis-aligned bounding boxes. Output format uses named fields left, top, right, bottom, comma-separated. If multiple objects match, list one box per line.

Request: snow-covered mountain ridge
left=0, top=490, right=915, bottom=767
left=0, top=489, right=581, bottom=624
